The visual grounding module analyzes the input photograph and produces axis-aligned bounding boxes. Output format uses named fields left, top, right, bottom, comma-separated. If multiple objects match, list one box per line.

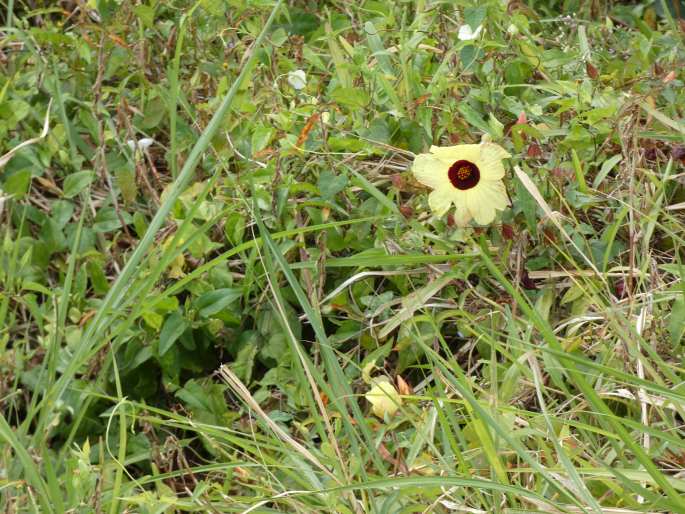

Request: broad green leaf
left=159, top=311, right=188, bottom=356
left=457, top=103, right=490, bottom=133
left=93, top=207, right=132, bottom=232
left=3, top=169, right=31, bottom=197
left=464, top=5, right=487, bottom=30
left=116, top=166, right=137, bottom=204
left=63, top=170, right=94, bottom=198
left=331, top=87, right=370, bottom=110
left=251, top=125, right=274, bottom=154
left=318, top=169, right=348, bottom=200
left=133, top=5, right=155, bottom=28
left=195, top=288, right=242, bottom=317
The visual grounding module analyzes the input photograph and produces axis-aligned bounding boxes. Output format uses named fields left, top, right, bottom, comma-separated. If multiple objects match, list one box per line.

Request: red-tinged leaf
left=671, top=145, right=685, bottom=161
left=501, top=224, right=515, bottom=240
left=399, top=205, right=413, bottom=218
left=521, top=270, right=537, bottom=290
left=414, top=94, right=430, bottom=106
left=542, top=228, right=556, bottom=244
left=296, top=112, right=320, bottom=148
left=586, top=62, right=599, bottom=79
left=551, top=167, right=572, bottom=180
left=390, top=174, right=405, bottom=189
left=527, top=143, right=542, bottom=158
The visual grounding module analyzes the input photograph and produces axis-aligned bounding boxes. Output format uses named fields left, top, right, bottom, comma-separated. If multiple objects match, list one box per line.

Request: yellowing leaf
left=168, top=253, right=185, bottom=279
left=365, top=377, right=402, bottom=419
left=361, top=361, right=376, bottom=384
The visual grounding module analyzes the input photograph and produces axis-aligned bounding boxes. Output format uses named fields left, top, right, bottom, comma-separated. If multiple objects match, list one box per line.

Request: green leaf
left=331, top=87, right=370, bottom=110
left=318, top=169, right=348, bottom=200
left=514, top=173, right=538, bottom=233
left=251, top=125, right=274, bottom=154
left=457, top=103, right=490, bottom=133
left=583, top=105, right=617, bottom=125
left=364, top=21, right=393, bottom=76
left=116, top=166, right=137, bottom=204
left=464, top=5, right=487, bottom=30
left=398, top=119, right=429, bottom=154
left=460, top=45, right=483, bottom=71
left=175, top=379, right=231, bottom=425
left=260, top=332, right=288, bottom=362
left=140, top=97, right=166, bottom=130
left=93, top=207, right=132, bottom=233
left=86, top=259, right=109, bottom=295
left=270, top=28, right=288, bottom=47
left=63, top=170, right=94, bottom=198
left=96, top=0, right=118, bottom=23
left=195, top=288, right=242, bottom=318
left=3, top=169, right=31, bottom=197
left=39, top=218, right=67, bottom=253
left=142, top=310, right=163, bottom=331
left=232, top=343, right=258, bottom=384
left=200, top=0, right=226, bottom=17
left=51, top=200, right=74, bottom=228
left=668, top=298, right=685, bottom=346
left=276, top=9, right=319, bottom=37
left=503, top=60, right=533, bottom=96
left=593, top=154, right=622, bottom=188
left=133, top=212, right=148, bottom=239
left=134, top=5, right=155, bottom=28
left=159, top=311, right=188, bottom=356
left=224, top=212, right=246, bottom=245
left=6, top=99, right=30, bottom=125
left=488, top=113, right=504, bottom=139
left=328, top=136, right=368, bottom=152
left=534, top=287, right=555, bottom=321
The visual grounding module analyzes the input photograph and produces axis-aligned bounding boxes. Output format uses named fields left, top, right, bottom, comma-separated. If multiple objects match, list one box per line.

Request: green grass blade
left=39, top=0, right=284, bottom=427
left=477, top=235, right=685, bottom=510
left=0, top=415, right=53, bottom=513
left=251, top=184, right=387, bottom=474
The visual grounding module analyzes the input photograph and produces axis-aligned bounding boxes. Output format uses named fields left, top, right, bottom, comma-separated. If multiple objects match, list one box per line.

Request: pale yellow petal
left=428, top=190, right=453, bottom=217
left=478, top=180, right=509, bottom=207
left=412, top=153, right=450, bottom=189
left=453, top=201, right=472, bottom=227
left=429, top=144, right=481, bottom=165
left=478, top=159, right=506, bottom=181
left=476, top=142, right=510, bottom=181
left=466, top=188, right=496, bottom=225
left=481, top=142, right=511, bottom=160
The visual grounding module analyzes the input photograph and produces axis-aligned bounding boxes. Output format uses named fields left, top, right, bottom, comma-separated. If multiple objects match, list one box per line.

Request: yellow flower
left=365, top=377, right=402, bottom=420
left=412, top=142, right=511, bottom=226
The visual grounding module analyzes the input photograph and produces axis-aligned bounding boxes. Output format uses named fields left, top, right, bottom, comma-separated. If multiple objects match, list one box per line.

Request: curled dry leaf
left=396, top=375, right=413, bottom=396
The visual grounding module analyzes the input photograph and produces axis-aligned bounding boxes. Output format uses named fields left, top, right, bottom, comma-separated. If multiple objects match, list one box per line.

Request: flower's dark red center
left=448, top=160, right=480, bottom=190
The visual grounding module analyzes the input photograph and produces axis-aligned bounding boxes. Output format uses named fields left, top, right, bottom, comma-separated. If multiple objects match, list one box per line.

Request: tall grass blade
left=39, top=0, right=284, bottom=430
